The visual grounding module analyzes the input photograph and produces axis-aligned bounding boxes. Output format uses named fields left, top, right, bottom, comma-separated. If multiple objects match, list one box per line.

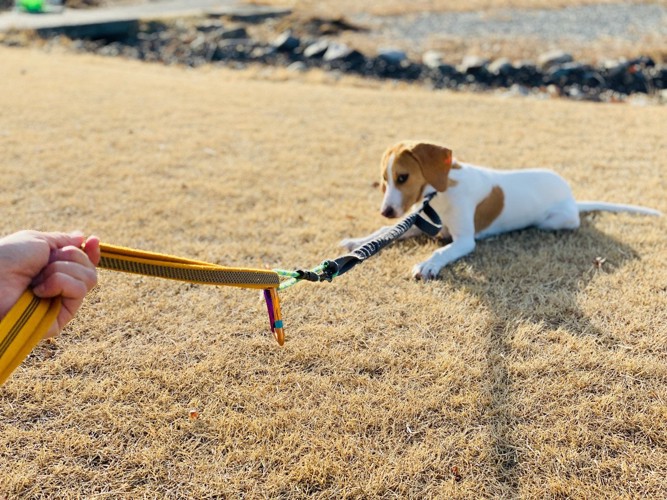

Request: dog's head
left=379, top=141, right=453, bottom=218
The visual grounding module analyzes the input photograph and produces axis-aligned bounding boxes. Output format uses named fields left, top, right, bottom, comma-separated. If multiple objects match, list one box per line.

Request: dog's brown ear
left=409, top=142, right=453, bottom=192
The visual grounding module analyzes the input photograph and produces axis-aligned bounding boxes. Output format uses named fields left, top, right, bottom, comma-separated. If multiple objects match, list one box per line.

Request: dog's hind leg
left=536, top=201, right=580, bottom=231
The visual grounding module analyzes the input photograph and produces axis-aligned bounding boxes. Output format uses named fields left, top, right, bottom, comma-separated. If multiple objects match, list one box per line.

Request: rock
left=512, top=61, right=542, bottom=86
left=458, top=55, right=489, bottom=73
left=98, top=42, right=122, bottom=58
left=655, top=67, right=667, bottom=90
left=189, top=34, right=207, bottom=52
left=377, top=48, right=407, bottom=65
left=624, top=68, right=649, bottom=94
left=628, top=55, right=655, bottom=68
left=547, top=62, right=588, bottom=84
left=582, top=70, right=605, bottom=88
left=488, top=58, right=513, bottom=76
left=323, top=42, right=354, bottom=62
left=537, top=50, right=573, bottom=70
left=322, top=42, right=365, bottom=71
left=287, top=61, right=307, bottom=72
left=508, top=84, right=530, bottom=97
left=369, top=57, right=421, bottom=80
left=602, top=58, right=626, bottom=70
left=436, top=63, right=457, bottom=77
left=195, top=21, right=224, bottom=33
left=212, top=6, right=292, bottom=23
left=439, top=63, right=458, bottom=75
left=213, top=39, right=255, bottom=61
left=271, top=31, right=300, bottom=52
left=421, top=50, right=457, bottom=81
left=250, top=45, right=277, bottom=60
left=220, top=27, right=249, bottom=40
left=566, top=85, right=584, bottom=100
left=422, top=50, right=445, bottom=69
left=303, top=39, right=330, bottom=58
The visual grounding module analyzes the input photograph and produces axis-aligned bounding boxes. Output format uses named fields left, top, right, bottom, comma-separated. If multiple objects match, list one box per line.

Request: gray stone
left=548, top=61, right=587, bottom=80
left=195, top=21, right=224, bottom=33
left=458, top=55, right=489, bottom=73
left=437, top=63, right=457, bottom=76
left=303, top=40, right=330, bottom=58
left=378, top=48, right=407, bottom=65
left=323, top=42, right=353, bottom=62
left=488, top=57, right=513, bottom=75
left=189, top=34, right=206, bottom=51
left=508, top=84, right=530, bottom=96
left=206, top=6, right=291, bottom=23
left=422, top=50, right=445, bottom=69
left=602, top=58, right=627, bottom=71
left=271, top=31, right=299, bottom=52
left=287, top=61, right=307, bottom=72
left=220, top=27, right=248, bottom=40
left=250, top=45, right=276, bottom=59
left=538, top=50, right=574, bottom=70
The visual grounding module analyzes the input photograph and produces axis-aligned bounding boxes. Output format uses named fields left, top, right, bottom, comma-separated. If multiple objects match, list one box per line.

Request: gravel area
left=354, top=3, right=667, bottom=44
left=1, top=1, right=665, bottom=101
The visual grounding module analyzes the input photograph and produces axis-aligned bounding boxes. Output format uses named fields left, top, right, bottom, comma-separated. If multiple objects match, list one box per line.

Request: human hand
left=0, top=230, right=101, bottom=338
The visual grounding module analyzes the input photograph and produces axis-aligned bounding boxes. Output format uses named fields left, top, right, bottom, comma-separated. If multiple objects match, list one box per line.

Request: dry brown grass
left=0, top=46, right=666, bottom=498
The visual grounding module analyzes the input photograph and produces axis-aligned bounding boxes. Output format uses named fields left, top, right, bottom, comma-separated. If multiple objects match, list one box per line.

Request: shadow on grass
left=436, top=217, right=640, bottom=494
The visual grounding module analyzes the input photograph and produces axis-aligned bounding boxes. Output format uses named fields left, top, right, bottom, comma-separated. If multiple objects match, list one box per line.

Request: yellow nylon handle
left=0, top=243, right=286, bottom=385
left=0, top=290, right=60, bottom=385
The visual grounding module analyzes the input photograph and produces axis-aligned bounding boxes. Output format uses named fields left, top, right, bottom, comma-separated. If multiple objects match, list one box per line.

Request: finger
left=33, top=269, right=96, bottom=299
left=48, top=245, right=98, bottom=268
left=43, top=320, right=61, bottom=340
left=42, top=299, right=77, bottom=339
left=33, top=259, right=98, bottom=290
left=40, top=231, right=86, bottom=251
left=83, top=235, right=101, bottom=266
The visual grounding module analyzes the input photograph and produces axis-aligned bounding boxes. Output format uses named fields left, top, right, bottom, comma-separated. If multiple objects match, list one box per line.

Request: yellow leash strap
left=98, top=243, right=281, bottom=290
left=0, top=291, right=61, bottom=386
left=0, top=242, right=286, bottom=385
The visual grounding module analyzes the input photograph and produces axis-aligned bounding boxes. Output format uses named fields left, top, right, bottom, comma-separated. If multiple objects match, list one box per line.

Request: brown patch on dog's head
left=474, top=185, right=505, bottom=232
left=380, top=141, right=454, bottom=216
left=407, top=142, right=453, bottom=191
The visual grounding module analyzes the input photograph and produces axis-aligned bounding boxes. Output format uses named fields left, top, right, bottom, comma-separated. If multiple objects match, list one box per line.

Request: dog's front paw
left=340, top=237, right=363, bottom=252
left=412, top=260, right=443, bottom=281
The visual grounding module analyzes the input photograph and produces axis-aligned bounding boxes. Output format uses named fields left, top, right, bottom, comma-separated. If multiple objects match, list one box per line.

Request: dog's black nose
left=381, top=206, right=395, bottom=218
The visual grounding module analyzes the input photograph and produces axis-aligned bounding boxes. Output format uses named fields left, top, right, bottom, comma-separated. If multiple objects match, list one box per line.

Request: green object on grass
left=19, top=0, right=45, bottom=13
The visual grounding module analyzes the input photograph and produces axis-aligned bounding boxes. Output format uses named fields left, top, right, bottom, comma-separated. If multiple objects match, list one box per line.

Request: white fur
left=380, top=154, right=403, bottom=216
left=342, top=160, right=661, bottom=281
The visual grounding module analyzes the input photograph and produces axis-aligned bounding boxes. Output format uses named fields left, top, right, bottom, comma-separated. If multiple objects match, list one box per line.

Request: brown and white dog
left=341, top=141, right=661, bottom=280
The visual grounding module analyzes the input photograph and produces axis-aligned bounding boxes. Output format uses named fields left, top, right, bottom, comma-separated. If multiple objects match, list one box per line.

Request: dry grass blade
left=0, top=46, right=665, bottom=497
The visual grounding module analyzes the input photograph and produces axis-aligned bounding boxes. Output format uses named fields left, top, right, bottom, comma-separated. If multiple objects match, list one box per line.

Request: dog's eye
left=396, top=174, right=409, bottom=185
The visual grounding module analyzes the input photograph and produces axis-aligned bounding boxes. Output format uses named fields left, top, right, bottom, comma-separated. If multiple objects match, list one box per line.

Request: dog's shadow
left=428, top=217, right=639, bottom=490
left=437, top=217, right=637, bottom=339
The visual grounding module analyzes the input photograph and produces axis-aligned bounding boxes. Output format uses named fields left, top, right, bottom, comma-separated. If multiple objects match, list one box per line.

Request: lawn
left=0, top=46, right=665, bottom=497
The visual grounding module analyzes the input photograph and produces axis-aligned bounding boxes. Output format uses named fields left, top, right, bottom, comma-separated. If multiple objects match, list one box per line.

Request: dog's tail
left=576, top=201, right=662, bottom=216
